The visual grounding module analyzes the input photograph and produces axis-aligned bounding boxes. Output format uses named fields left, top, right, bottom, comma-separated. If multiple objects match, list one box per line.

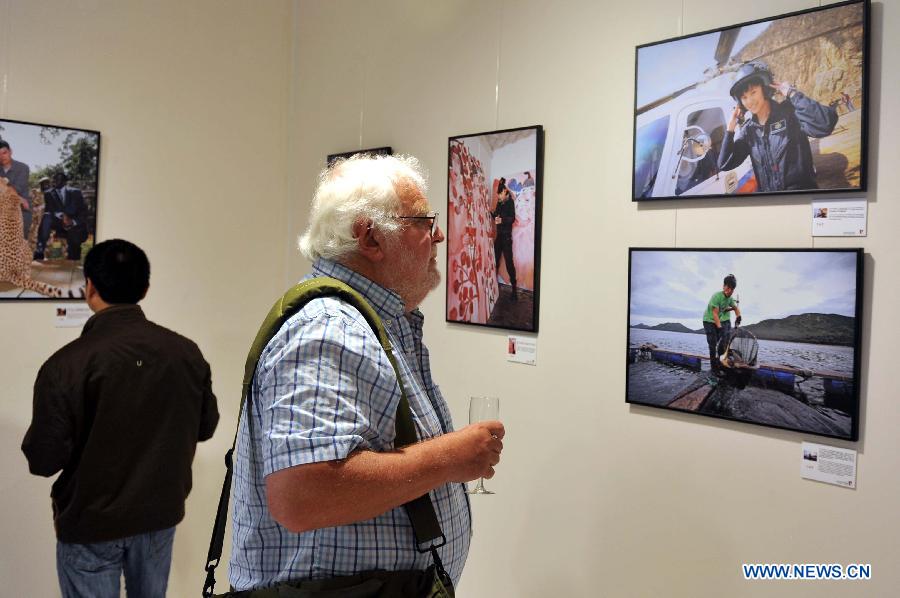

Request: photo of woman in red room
left=446, top=125, right=543, bottom=332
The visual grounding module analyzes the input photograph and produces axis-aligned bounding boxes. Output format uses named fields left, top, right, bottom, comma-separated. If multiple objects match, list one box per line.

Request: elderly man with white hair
left=228, top=155, right=504, bottom=594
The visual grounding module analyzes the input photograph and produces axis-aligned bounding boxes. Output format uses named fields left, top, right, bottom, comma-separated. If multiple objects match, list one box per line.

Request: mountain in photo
left=631, top=322, right=697, bottom=334
left=743, top=313, right=855, bottom=346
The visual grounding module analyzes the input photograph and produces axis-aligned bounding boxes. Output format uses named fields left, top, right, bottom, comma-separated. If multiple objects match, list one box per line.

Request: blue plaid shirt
left=229, top=259, right=471, bottom=590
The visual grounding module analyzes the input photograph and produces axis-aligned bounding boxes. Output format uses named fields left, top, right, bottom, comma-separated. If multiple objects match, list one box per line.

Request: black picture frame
left=326, top=146, right=392, bottom=167
left=0, top=117, right=101, bottom=300
left=632, top=0, right=869, bottom=201
left=626, top=247, right=863, bottom=441
left=446, top=125, right=543, bottom=333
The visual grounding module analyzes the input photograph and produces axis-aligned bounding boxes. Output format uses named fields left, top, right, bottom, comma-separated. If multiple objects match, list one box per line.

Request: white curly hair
left=298, top=154, right=428, bottom=261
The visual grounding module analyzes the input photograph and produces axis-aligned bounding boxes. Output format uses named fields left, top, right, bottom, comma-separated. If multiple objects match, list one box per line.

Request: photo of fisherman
left=626, top=249, right=862, bottom=440
left=719, top=61, right=838, bottom=192
left=702, top=273, right=741, bottom=375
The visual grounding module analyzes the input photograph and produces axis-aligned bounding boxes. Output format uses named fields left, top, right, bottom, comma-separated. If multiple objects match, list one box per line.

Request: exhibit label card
left=54, top=304, right=92, bottom=328
left=801, top=442, right=857, bottom=489
left=811, top=199, right=867, bottom=236
left=506, top=335, right=536, bottom=366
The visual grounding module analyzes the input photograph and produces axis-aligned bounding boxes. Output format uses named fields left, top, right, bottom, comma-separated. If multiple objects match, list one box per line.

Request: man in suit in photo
left=35, top=172, right=89, bottom=260
left=0, top=140, right=32, bottom=239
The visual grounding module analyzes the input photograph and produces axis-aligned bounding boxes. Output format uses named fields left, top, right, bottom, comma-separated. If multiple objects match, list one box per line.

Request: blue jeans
left=56, top=527, right=175, bottom=598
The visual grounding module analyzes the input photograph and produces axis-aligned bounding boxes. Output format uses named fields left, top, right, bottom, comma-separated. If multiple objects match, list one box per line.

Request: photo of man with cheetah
left=0, top=119, right=99, bottom=300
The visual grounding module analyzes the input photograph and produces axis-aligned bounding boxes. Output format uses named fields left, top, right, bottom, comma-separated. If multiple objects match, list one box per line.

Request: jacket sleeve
left=197, top=358, right=219, bottom=442
left=718, top=129, right=751, bottom=172
left=72, top=190, right=89, bottom=227
left=790, top=91, right=838, bottom=138
left=21, top=363, right=75, bottom=477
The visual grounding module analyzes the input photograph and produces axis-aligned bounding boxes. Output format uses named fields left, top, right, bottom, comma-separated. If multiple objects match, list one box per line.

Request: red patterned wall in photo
left=447, top=140, right=498, bottom=324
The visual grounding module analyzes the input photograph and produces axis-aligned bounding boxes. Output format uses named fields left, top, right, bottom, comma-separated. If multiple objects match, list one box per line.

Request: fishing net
left=724, top=327, right=759, bottom=368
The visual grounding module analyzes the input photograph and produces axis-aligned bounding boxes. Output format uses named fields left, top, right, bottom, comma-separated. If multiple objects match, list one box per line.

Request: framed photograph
left=626, top=248, right=863, bottom=441
left=633, top=0, right=868, bottom=201
left=326, top=146, right=392, bottom=167
left=446, top=125, right=543, bottom=332
left=0, top=118, right=100, bottom=300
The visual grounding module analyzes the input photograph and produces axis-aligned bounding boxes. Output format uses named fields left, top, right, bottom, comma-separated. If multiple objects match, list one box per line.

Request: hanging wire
left=0, top=0, right=10, bottom=118
left=673, top=0, right=685, bottom=247
left=494, top=0, right=504, bottom=129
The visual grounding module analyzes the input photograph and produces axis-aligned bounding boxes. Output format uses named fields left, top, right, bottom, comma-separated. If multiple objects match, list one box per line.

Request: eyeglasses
left=397, top=211, right=439, bottom=236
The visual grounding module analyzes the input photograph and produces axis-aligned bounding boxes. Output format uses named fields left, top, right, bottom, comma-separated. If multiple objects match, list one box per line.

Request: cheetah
left=0, top=177, right=62, bottom=297
left=27, top=187, right=45, bottom=254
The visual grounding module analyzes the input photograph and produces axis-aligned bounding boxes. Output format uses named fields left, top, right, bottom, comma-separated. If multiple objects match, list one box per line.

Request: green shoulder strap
left=237, top=277, right=417, bottom=447
left=203, top=277, right=444, bottom=598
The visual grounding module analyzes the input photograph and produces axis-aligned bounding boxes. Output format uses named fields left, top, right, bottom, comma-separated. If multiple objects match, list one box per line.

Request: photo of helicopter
left=633, top=0, right=866, bottom=201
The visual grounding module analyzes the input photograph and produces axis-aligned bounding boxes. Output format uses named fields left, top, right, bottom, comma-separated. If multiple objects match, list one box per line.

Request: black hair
left=53, top=171, right=70, bottom=183
left=497, top=177, right=507, bottom=193
left=0, top=140, right=10, bottom=151
left=723, top=274, right=737, bottom=290
left=734, top=76, right=772, bottom=101
left=84, top=239, right=150, bottom=304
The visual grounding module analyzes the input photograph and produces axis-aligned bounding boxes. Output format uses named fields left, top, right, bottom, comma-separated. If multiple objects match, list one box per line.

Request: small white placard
left=811, top=199, right=867, bottom=236
left=801, top=442, right=856, bottom=489
left=506, top=335, right=536, bottom=365
left=54, top=304, right=92, bottom=328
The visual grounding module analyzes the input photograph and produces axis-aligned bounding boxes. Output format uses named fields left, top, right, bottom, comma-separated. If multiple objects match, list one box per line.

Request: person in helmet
left=718, top=61, right=838, bottom=192
left=702, top=274, right=742, bottom=375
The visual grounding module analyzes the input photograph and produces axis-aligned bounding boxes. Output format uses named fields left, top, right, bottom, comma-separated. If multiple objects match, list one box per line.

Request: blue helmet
left=729, top=61, right=774, bottom=103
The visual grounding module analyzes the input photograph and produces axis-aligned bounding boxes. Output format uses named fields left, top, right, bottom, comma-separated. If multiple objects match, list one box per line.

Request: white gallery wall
left=490, top=136, right=536, bottom=182
left=0, top=1, right=291, bottom=596
left=287, top=1, right=899, bottom=597
left=0, top=0, right=898, bottom=597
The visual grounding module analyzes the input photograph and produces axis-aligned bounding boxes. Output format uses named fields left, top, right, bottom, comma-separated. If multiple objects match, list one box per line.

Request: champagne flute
left=467, top=396, right=500, bottom=495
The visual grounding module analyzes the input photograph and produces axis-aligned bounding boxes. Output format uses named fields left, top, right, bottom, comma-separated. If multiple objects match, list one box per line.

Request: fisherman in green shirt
left=702, top=274, right=742, bottom=375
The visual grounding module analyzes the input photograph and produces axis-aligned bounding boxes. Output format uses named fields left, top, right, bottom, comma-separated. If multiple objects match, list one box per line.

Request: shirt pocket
left=767, top=120, right=790, bottom=163
left=405, top=388, right=445, bottom=440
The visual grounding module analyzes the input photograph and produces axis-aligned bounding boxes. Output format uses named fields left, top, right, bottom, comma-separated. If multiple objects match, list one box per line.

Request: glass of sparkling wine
left=467, top=396, right=500, bottom=495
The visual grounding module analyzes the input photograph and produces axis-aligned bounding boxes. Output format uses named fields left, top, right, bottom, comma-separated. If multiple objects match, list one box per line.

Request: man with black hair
left=34, top=171, right=89, bottom=260
left=702, top=274, right=742, bottom=375
left=718, top=61, right=838, bottom=192
left=22, top=239, right=219, bottom=598
left=0, top=139, right=32, bottom=238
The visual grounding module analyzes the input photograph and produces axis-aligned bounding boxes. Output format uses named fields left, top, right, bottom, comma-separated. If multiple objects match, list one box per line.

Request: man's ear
left=352, top=218, right=385, bottom=262
left=85, top=277, right=101, bottom=310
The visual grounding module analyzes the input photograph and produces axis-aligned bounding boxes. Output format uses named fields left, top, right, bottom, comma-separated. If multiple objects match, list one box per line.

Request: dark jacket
left=22, top=305, right=219, bottom=543
left=491, top=195, right=516, bottom=237
left=718, top=91, right=838, bottom=192
left=44, top=186, right=89, bottom=229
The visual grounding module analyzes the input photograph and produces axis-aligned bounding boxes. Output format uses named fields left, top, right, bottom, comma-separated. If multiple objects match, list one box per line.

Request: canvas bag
left=202, top=277, right=453, bottom=598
